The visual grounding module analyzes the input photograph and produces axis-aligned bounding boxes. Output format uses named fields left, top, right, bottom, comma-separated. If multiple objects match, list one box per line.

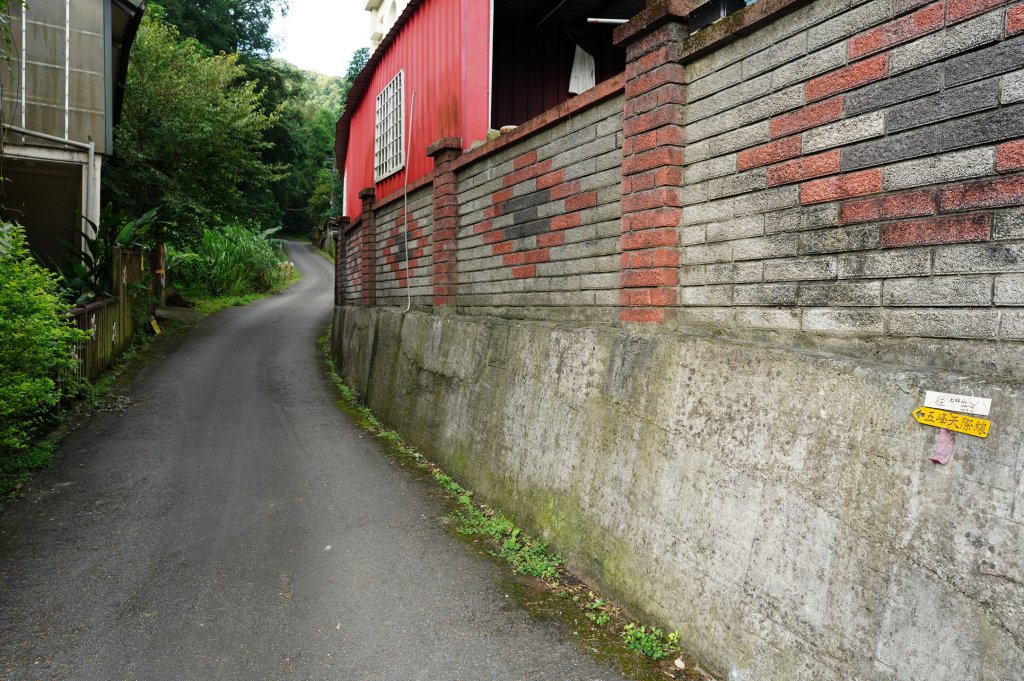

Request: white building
left=0, top=0, right=145, bottom=263
left=365, top=0, right=411, bottom=51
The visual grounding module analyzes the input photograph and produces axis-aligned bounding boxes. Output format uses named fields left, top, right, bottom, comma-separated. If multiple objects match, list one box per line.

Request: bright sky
left=271, top=1, right=371, bottom=77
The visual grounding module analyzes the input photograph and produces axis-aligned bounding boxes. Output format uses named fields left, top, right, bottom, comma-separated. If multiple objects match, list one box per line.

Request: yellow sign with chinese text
left=913, top=407, right=990, bottom=438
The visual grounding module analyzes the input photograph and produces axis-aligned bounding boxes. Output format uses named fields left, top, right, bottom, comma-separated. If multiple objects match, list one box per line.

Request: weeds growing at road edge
left=318, top=332, right=689, bottom=671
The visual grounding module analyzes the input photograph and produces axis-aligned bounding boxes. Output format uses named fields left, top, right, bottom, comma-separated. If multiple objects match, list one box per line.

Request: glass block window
left=374, top=70, right=405, bottom=182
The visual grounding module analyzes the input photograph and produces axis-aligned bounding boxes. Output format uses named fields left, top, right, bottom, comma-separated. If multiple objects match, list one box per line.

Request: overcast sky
left=271, top=0, right=371, bottom=77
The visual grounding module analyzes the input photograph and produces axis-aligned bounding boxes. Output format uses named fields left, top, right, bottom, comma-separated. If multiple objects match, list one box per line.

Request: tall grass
left=168, top=225, right=289, bottom=297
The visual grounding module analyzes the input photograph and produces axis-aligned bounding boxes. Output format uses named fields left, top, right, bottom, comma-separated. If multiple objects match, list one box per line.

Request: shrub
left=167, top=224, right=288, bottom=297
left=0, top=223, right=87, bottom=459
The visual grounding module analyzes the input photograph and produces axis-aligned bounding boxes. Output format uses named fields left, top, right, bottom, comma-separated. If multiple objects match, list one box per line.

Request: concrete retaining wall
left=332, top=1, right=1024, bottom=678
left=332, top=305, right=1024, bottom=681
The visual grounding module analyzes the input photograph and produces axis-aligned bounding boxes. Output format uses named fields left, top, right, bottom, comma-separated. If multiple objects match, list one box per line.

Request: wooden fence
left=65, top=248, right=148, bottom=383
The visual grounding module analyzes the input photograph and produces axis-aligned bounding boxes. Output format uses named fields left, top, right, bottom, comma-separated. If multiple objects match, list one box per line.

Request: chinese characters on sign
left=923, top=391, right=991, bottom=416
left=913, top=407, right=991, bottom=439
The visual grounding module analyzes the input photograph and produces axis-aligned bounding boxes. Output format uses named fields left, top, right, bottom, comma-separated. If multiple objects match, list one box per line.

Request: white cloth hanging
left=568, top=45, right=596, bottom=95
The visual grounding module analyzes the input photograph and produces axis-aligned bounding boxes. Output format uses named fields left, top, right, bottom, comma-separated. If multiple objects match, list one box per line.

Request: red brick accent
left=840, top=189, right=938, bottom=224
left=536, top=169, right=565, bottom=190
left=552, top=179, right=581, bottom=200
left=626, top=42, right=680, bottom=79
left=552, top=212, right=582, bottom=231
left=770, top=97, right=844, bottom=138
left=504, top=159, right=553, bottom=187
left=622, top=187, right=683, bottom=212
left=767, top=150, right=841, bottom=187
left=621, top=208, right=682, bottom=232
left=428, top=138, right=463, bottom=307
left=624, top=106, right=686, bottom=137
left=940, top=174, right=1024, bottom=210
left=800, top=170, right=884, bottom=205
left=512, top=265, right=537, bottom=279
left=538, top=232, right=565, bottom=248
left=625, top=63, right=687, bottom=98
left=566, top=192, right=598, bottom=211
left=1009, top=2, right=1024, bottom=34
left=806, top=54, right=889, bottom=102
left=513, top=150, right=538, bottom=170
left=503, top=249, right=550, bottom=266
left=620, top=288, right=679, bottom=307
left=737, top=136, right=802, bottom=171
left=881, top=213, right=992, bottom=247
left=493, top=188, right=514, bottom=205
left=621, top=249, right=680, bottom=268
left=621, top=228, right=680, bottom=250
left=618, top=13, right=686, bottom=324
left=492, top=241, right=514, bottom=255
left=947, top=0, right=1014, bottom=24
left=848, top=2, right=945, bottom=59
left=622, top=269, right=679, bottom=287
left=357, top=188, right=377, bottom=306
left=997, top=140, right=1024, bottom=173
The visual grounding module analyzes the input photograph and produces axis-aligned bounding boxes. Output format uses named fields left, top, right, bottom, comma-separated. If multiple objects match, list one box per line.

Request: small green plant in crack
left=620, top=623, right=680, bottom=661
left=583, top=591, right=614, bottom=628
left=378, top=429, right=401, bottom=444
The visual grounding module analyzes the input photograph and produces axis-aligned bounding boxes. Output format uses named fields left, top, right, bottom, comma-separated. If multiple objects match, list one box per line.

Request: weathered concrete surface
left=333, top=305, right=1024, bottom=681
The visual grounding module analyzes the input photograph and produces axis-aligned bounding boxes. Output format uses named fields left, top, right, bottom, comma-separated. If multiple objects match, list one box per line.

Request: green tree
left=103, top=14, right=282, bottom=244
left=304, top=48, right=370, bottom=226
left=155, top=0, right=287, bottom=56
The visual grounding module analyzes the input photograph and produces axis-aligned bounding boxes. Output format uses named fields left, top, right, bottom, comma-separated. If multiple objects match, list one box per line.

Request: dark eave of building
left=111, top=0, right=146, bottom=127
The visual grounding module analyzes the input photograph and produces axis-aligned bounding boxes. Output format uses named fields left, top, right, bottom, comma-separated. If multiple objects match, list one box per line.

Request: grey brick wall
left=454, top=94, right=624, bottom=323
left=678, top=0, right=1024, bottom=343
left=373, top=185, right=433, bottom=308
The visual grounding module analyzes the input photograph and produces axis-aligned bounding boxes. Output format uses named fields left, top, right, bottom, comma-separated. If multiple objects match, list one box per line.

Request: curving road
left=0, top=242, right=634, bottom=681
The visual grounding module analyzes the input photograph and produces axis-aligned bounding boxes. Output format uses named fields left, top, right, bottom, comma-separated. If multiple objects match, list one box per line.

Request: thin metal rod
left=537, top=0, right=570, bottom=26
left=586, top=18, right=628, bottom=24
left=402, top=89, right=416, bottom=314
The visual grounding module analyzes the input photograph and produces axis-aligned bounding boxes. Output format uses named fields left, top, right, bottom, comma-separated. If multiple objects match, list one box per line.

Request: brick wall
left=340, top=223, right=363, bottom=305
left=373, top=185, right=434, bottom=308
left=455, top=94, right=625, bottom=322
left=677, top=0, right=1024, bottom=342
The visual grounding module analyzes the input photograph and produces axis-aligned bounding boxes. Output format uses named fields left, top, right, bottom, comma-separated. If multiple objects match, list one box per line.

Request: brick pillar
left=427, top=137, right=462, bottom=310
left=334, top=217, right=350, bottom=306
left=358, top=188, right=377, bottom=306
left=614, top=3, right=688, bottom=324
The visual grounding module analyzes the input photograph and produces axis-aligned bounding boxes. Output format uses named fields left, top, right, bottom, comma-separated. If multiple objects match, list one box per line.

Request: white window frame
left=374, top=70, right=405, bottom=182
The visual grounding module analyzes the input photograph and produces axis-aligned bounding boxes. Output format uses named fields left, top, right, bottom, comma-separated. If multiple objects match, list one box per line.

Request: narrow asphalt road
left=0, top=243, right=635, bottom=681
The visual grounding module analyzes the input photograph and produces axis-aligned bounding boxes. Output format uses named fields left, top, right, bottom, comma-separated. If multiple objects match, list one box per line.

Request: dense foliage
left=167, top=225, right=289, bottom=298
left=104, top=6, right=368, bottom=244
left=0, top=224, right=86, bottom=459
left=156, top=0, right=286, bottom=56
left=103, top=14, right=281, bottom=244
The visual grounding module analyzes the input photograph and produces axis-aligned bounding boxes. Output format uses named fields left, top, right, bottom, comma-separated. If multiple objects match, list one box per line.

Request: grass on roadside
left=318, top=332, right=687, bottom=669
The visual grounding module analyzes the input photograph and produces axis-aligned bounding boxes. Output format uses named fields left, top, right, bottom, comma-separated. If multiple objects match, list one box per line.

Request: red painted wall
left=343, top=0, right=491, bottom=219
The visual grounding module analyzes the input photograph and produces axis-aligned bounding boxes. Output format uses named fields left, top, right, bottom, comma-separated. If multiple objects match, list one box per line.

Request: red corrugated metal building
left=335, top=0, right=644, bottom=220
